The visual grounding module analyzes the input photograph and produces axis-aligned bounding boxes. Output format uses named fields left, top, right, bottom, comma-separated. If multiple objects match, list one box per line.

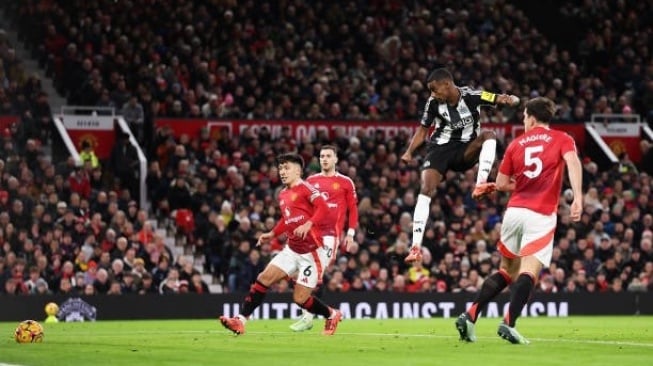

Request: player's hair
left=525, top=97, right=556, bottom=123
left=320, top=144, right=338, bottom=154
left=426, top=68, right=453, bottom=83
left=276, top=153, right=304, bottom=169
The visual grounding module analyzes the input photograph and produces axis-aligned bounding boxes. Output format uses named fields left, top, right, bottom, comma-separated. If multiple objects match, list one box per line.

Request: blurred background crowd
left=0, top=0, right=652, bottom=297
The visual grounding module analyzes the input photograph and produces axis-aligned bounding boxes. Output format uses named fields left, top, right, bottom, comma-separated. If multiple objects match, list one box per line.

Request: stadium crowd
left=5, top=0, right=653, bottom=134
left=0, top=0, right=652, bottom=297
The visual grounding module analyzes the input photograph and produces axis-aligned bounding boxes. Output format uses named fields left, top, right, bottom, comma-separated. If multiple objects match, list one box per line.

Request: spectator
left=93, top=268, right=111, bottom=294
left=0, top=0, right=650, bottom=299
left=138, top=273, right=158, bottom=294
left=79, top=141, right=100, bottom=169
left=68, top=164, right=91, bottom=199
left=227, top=240, right=252, bottom=293
left=110, top=132, right=139, bottom=198
left=122, top=96, right=145, bottom=143
left=189, top=273, right=209, bottom=294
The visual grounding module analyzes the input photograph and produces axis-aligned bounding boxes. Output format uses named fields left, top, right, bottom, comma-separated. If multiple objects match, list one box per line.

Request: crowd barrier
left=1, top=292, right=650, bottom=322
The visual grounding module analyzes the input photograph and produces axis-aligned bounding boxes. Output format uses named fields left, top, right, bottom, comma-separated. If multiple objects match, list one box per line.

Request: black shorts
left=421, top=141, right=477, bottom=175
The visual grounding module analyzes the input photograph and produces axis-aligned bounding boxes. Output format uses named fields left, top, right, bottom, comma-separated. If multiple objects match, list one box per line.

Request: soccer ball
left=14, top=320, right=44, bottom=343
left=45, top=302, right=59, bottom=316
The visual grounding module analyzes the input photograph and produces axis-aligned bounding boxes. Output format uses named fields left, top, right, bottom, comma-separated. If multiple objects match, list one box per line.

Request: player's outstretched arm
left=257, top=231, right=275, bottom=247
left=258, top=220, right=288, bottom=246
left=401, top=126, right=429, bottom=163
left=495, top=94, right=521, bottom=107
left=563, top=151, right=583, bottom=221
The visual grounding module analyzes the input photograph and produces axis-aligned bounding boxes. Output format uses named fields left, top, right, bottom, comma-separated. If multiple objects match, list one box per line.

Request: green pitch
left=1, top=317, right=651, bottom=366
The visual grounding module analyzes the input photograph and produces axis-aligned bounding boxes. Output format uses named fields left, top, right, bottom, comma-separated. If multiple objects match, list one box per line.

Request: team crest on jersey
left=291, top=193, right=298, bottom=201
left=332, top=182, right=340, bottom=190
left=314, top=183, right=320, bottom=188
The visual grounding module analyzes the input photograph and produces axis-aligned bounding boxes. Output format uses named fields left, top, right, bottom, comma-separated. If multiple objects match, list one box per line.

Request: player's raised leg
left=466, top=131, right=498, bottom=199
left=406, top=169, right=441, bottom=263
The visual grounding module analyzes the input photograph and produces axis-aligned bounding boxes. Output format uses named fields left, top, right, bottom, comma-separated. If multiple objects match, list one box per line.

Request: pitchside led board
left=62, top=114, right=116, bottom=159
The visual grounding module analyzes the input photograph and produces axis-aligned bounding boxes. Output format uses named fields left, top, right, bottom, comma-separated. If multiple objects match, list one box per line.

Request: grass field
left=1, top=317, right=652, bottom=366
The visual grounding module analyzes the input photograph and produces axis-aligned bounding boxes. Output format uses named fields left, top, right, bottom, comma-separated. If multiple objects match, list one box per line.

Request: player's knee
left=256, top=272, right=274, bottom=287
left=420, top=181, right=438, bottom=196
left=420, top=187, right=436, bottom=197
left=480, top=130, right=497, bottom=141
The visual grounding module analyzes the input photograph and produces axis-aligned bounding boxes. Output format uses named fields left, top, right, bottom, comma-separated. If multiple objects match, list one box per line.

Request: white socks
left=412, top=194, right=431, bottom=248
left=477, top=139, right=497, bottom=184
left=301, top=309, right=315, bottom=320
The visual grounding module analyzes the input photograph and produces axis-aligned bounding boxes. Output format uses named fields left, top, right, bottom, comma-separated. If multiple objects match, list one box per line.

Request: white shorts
left=498, top=207, right=557, bottom=267
left=269, top=244, right=330, bottom=288
left=323, top=235, right=336, bottom=267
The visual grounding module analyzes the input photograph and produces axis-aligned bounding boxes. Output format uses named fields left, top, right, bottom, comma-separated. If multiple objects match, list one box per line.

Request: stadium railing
left=53, top=106, right=149, bottom=208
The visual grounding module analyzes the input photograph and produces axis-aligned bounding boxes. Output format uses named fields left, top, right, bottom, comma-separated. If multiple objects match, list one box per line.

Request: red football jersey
left=307, top=172, right=359, bottom=238
left=277, top=180, right=325, bottom=254
left=499, top=126, right=577, bottom=215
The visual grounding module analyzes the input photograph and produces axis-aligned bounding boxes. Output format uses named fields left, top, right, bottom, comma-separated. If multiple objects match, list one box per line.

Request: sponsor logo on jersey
left=285, top=215, right=306, bottom=224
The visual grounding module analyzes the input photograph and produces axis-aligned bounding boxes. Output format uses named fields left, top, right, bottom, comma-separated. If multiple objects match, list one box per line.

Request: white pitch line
left=56, top=330, right=653, bottom=348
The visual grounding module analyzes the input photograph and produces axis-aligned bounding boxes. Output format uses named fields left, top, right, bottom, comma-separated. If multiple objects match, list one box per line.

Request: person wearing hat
left=178, top=280, right=190, bottom=294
